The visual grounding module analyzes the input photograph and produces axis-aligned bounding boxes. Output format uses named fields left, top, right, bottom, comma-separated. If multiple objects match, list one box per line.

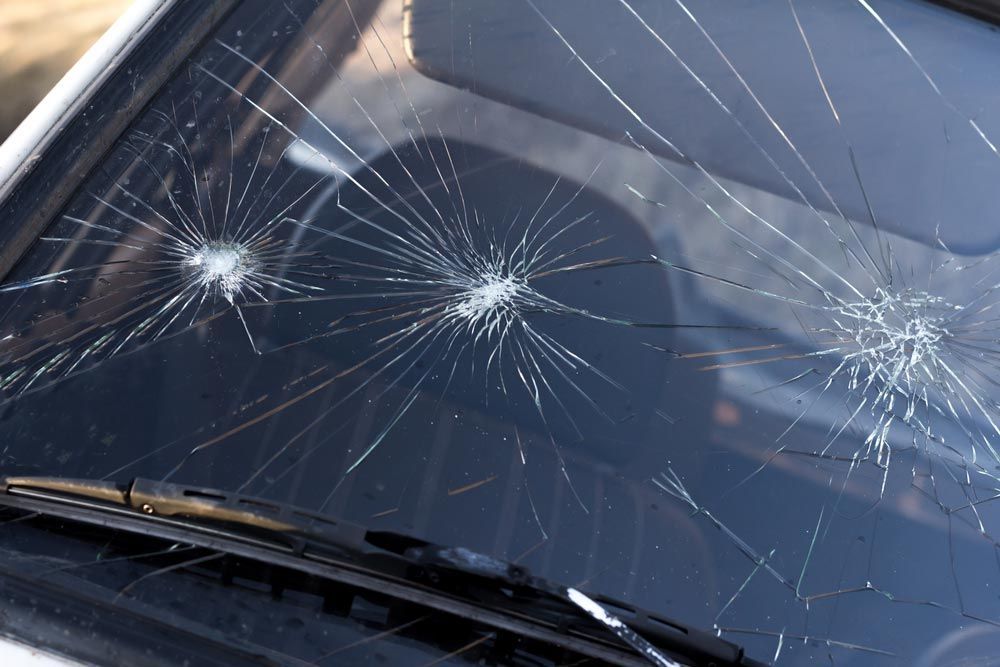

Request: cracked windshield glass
left=4, top=0, right=1000, bottom=664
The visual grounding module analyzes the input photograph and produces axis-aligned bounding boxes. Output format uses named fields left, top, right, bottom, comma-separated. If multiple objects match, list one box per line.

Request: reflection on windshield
left=3, top=0, right=1000, bottom=663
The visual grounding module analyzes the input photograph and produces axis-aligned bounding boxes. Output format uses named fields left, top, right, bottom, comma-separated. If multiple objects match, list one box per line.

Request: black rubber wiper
left=928, top=0, right=1000, bottom=27
left=0, top=476, right=767, bottom=667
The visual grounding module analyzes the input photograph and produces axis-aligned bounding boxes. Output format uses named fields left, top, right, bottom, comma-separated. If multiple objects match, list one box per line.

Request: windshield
left=2, top=0, right=1000, bottom=663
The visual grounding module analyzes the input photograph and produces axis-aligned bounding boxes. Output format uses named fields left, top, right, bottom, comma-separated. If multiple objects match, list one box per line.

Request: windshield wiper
left=0, top=475, right=767, bottom=667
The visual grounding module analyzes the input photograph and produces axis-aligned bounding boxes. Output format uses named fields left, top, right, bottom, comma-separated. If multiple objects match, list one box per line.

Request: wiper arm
left=2, top=475, right=370, bottom=551
left=0, top=475, right=766, bottom=667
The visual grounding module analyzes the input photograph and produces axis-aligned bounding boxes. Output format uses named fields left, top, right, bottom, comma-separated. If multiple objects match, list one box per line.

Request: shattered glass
left=3, top=0, right=1000, bottom=663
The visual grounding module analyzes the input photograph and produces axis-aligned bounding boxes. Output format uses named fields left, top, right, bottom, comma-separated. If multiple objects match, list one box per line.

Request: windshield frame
left=0, top=0, right=237, bottom=283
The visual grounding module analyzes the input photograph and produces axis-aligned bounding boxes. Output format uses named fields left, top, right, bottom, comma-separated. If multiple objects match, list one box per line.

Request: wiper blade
left=0, top=476, right=766, bottom=667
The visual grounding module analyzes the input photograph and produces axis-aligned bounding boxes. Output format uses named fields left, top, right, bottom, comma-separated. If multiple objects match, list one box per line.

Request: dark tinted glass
left=3, top=0, right=1000, bottom=663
